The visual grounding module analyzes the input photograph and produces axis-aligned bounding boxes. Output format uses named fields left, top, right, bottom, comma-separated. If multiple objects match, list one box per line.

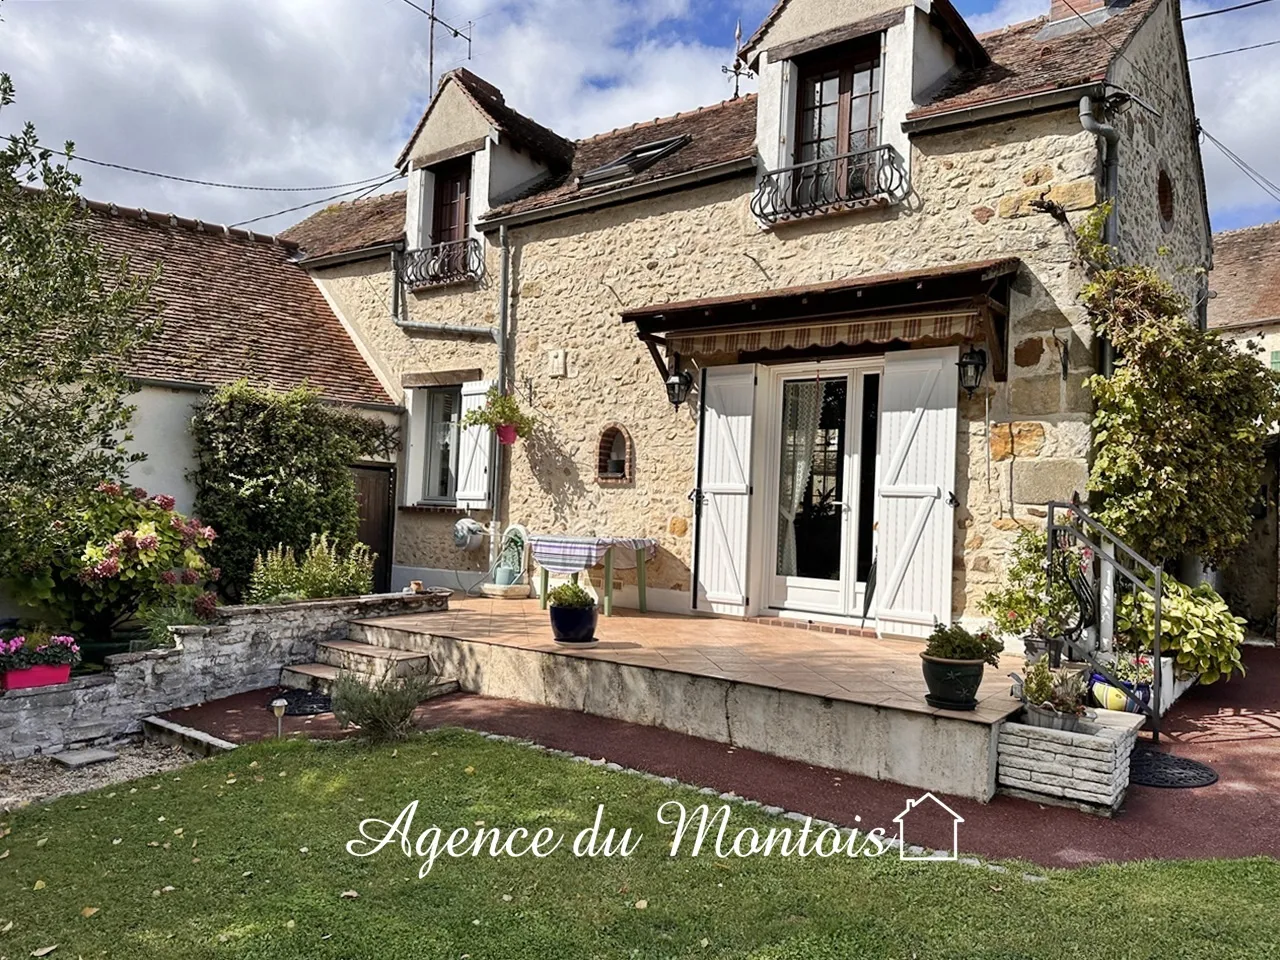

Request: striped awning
left=667, top=310, right=983, bottom=356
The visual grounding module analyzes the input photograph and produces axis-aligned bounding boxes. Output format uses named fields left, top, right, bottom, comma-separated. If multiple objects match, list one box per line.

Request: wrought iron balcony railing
left=750, top=144, right=908, bottom=224
left=397, top=237, right=485, bottom=287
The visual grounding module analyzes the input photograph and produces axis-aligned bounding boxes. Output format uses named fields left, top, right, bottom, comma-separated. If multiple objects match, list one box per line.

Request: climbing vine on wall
left=1079, top=207, right=1280, bottom=567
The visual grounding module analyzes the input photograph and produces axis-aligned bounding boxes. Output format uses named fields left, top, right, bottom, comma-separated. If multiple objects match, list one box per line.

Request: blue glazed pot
left=549, top=605, right=599, bottom=645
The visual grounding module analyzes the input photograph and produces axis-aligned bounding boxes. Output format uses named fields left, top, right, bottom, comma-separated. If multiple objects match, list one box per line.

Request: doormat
left=1128, top=747, right=1218, bottom=788
left=271, top=689, right=333, bottom=717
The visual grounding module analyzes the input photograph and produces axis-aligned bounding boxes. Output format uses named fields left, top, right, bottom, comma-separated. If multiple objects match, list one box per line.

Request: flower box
left=2, top=663, right=72, bottom=691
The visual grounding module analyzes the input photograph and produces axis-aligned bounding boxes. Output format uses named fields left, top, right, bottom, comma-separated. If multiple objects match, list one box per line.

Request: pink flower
left=160, top=570, right=179, bottom=586
left=200, top=526, right=217, bottom=543
left=119, top=530, right=137, bottom=550
left=132, top=487, right=148, bottom=500
left=180, top=568, right=199, bottom=585
left=104, top=542, right=121, bottom=559
left=137, top=533, right=159, bottom=551
left=96, top=481, right=122, bottom=497
left=209, top=567, right=222, bottom=582
left=169, top=514, right=184, bottom=530
left=194, top=591, right=218, bottom=620
left=153, top=494, right=176, bottom=511
left=94, top=556, right=120, bottom=579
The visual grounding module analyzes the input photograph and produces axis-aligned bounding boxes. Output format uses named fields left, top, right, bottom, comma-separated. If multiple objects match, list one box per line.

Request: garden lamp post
left=270, top=697, right=288, bottom=739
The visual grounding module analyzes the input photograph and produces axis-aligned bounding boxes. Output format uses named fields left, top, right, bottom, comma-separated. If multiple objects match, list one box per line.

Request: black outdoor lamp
left=665, top=353, right=694, bottom=410
left=957, top=345, right=988, bottom=398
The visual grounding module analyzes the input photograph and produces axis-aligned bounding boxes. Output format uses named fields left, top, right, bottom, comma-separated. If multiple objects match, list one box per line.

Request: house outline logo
left=892, top=792, right=964, bottom=862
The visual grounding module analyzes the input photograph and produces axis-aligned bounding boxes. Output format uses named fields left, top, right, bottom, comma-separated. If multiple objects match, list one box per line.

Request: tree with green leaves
left=189, top=381, right=394, bottom=598
left=1080, top=209, right=1280, bottom=568
left=0, top=64, right=159, bottom=584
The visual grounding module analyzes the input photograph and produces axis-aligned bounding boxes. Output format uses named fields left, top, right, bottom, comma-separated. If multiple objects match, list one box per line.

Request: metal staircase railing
left=1046, top=497, right=1164, bottom=740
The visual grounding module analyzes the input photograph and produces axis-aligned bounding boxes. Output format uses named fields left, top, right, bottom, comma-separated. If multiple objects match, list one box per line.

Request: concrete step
left=280, top=662, right=460, bottom=700
left=347, top=620, right=439, bottom=655
left=316, top=639, right=433, bottom=678
left=142, top=715, right=237, bottom=756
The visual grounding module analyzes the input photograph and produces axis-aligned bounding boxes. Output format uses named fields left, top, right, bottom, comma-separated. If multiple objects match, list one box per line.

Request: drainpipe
left=488, top=225, right=512, bottom=571
left=391, top=245, right=499, bottom=339
left=1079, top=95, right=1120, bottom=376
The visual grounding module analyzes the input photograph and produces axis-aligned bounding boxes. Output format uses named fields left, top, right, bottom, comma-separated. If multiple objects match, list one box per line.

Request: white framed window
left=421, top=386, right=462, bottom=502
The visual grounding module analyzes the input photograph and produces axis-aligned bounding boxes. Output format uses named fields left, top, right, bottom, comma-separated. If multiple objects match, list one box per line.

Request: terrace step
left=315, top=639, right=433, bottom=678
left=280, top=662, right=459, bottom=699
left=346, top=620, right=440, bottom=655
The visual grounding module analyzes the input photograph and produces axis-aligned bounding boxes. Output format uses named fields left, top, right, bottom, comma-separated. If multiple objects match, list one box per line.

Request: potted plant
left=461, top=388, right=536, bottom=446
left=547, top=581, right=598, bottom=647
left=0, top=631, right=81, bottom=691
left=920, top=622, right=1002, bottom=711
left=1015, top=655, right=1090, bottom=731
left=1089, top=651, right=1154, bottom=714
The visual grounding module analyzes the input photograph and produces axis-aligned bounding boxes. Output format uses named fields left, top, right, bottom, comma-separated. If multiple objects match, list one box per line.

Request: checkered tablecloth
left=529, top=536, right=658, bottom=575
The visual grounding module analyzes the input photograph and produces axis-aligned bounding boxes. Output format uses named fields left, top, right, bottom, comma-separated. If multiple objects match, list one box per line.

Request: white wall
left=125, top=385, right=202, bottom=513
left=488, top=136, right=549, bottom=204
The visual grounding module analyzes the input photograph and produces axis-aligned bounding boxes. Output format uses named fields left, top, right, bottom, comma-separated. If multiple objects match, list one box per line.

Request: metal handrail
left=398, top=237, right=485, bottom=287
left=1046, top=499, right=1163, bottom=739
left=750, top=144, right=908, bottom=224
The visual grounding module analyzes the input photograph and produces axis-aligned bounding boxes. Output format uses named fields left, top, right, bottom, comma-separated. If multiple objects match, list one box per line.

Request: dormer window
left=432, top=157, right=471, bottom=249
left=578, top=135, right=692, bottom=187
left=401, top=155, right=483, bottom=287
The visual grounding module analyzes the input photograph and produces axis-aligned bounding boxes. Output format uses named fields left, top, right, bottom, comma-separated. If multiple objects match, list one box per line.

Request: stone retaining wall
left=0, top=593, right=444, bottom=760
left=996, top=710, right=1144, bottom=815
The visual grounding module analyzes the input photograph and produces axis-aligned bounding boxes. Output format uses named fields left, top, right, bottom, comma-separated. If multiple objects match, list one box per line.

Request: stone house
left=283, top=0, right=1209, bottom=637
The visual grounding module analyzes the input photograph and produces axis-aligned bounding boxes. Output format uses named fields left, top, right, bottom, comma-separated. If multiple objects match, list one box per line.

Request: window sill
left=595, top=475, right=633, bottom=487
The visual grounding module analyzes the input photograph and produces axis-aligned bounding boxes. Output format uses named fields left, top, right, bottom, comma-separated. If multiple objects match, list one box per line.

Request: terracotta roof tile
left=86, top=201, right=393, bottom=407
left=395, top=68, right=575, bottom=171
left=1209, top=221, right=1280, bottom=329
left=280, top=190, right=406, bottom=261
left=485, top=94, right=759, bottom=219
left=910, top=0, right=1158, bottom=120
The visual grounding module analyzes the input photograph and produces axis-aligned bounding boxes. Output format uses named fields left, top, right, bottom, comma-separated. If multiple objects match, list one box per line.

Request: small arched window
left=596, top=424, right=633, bottom=486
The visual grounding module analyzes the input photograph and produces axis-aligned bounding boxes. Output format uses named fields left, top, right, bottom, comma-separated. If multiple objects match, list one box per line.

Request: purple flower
left=153, top=494, right=176, bottom=511
left=209, top=567, right=222, bottom=582
left=94, top=556, right=121, bottom=579
left=132, top=487, right=148, bottom=500
left=96, top=481, right=122, bottom=497
left=180, top=568, right=199, bottom=586
left=200, top=526, right=217, bottom=543
left=137, top=533, right=159, bottom=551
left=194, top=591, right=218, bottom=620
left=160, top=570, right=179, bottom=586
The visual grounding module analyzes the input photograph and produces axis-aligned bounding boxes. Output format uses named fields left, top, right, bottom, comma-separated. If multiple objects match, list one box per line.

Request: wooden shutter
left=455, top=379, right=493, bottom=510
left=403, top=388, right=429, bottom=506
left=876, top=347, right=958, bottom=638
left=431, top=158, right=471, bottom=246
left=694, top=365, right=757, bottom=616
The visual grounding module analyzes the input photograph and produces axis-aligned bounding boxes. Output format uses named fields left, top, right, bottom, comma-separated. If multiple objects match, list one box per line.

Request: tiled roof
left=281, top=190, right=406, bottom=261
left=485, top=94, right=759, bottom=219
left=1209, top=221, right=1280, bottom=329
left=85, top=200, right=394, bottom=407
left=910, top=0, right=1158, bottom=120
left=395, top=68, right=576, bottom=171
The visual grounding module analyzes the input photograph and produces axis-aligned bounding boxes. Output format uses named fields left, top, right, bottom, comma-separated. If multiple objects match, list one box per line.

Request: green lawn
left=0, top=730, right=1276, bottom=959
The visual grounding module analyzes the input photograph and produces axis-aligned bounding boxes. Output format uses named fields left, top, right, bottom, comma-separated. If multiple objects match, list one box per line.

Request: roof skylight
left=577, top=135, right=693, bottom=188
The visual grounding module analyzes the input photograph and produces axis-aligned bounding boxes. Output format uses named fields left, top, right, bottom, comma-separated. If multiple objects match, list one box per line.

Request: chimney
left=1049, top=0, right=1108, bottom=22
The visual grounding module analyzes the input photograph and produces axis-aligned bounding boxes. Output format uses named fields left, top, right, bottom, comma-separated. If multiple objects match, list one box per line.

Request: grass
left=0, top=730, right=1277, bottom=959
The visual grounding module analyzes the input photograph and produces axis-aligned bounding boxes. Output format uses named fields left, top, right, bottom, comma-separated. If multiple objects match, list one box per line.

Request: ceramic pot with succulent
left=461, top=387, right=537, bottom=446
left=1012, top=655, right=1091, bottom=731
left=920, top=622, right=1003, bottom=711
left=547, top=581, right=599, bottom=647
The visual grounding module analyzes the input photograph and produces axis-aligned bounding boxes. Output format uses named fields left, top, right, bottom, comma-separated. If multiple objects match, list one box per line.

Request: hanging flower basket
left=461, top=388, right=536, bottom=444
left=495, top=423, right=519, bottom=446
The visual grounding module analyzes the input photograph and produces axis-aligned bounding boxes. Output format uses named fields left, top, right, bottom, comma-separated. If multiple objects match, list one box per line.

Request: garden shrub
left=1080, top=214, right=1280, bottom=568
left=332, top=670, right=436, bottom=743
left=245, top=533, right=374, bottom=604
left=139, top=600, right=206, bottom=650
left=978, top=527, right=1082, bottom=639
left=189, top=382, right=394, bottom=598
left=1115, top=577, right=1246, bottom=684
left=8, top=481, right=218, bottom=642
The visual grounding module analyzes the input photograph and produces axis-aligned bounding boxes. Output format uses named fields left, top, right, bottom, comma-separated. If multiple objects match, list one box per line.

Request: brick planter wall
left=0, top=593, right=445, bottom=760
left=996, top=710, right=1146, bottom=815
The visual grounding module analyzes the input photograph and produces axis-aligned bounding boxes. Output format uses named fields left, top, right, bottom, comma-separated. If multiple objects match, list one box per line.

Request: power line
left=1199, top=126, right=1280, bottom=202
left=230, top=170, right=404, bottom=227
left=1183, top=0, right=1274, bottom=21
left=1188, top=37, right=1280, bottom=60
left=42, top=146, right=398, bottom=193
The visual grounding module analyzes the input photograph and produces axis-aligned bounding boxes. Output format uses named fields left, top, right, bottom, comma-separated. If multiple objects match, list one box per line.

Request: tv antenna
left=721, top=20, right=755, bottom=99
left=399, top=0, right=474, bottom=91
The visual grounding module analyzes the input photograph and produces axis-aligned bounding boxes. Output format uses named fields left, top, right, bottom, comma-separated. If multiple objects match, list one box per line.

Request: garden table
left=530, top=535, right=658, bottom=616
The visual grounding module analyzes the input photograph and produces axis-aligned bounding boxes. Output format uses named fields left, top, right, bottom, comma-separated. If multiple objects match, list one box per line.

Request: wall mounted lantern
left=957, top=346, right=988, bottom=398
left=665, top=353, right=693, bottom=410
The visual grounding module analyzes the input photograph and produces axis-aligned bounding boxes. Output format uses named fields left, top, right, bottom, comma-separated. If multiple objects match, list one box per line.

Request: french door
left=765, top=361, right=881, bottom=617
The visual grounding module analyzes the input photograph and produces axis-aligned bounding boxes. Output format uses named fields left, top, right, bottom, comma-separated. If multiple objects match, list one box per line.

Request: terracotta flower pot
left=919, top=653, right=985, bottom=711
left=2, top=663, right=72, bottom=691
left=496, top=424, right=518, bottom=445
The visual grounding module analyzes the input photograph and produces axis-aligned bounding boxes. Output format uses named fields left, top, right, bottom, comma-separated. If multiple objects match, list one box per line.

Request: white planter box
left=1157, top=656, right=1196, bottom=716
left=997, top=709, right=1146, bottom=815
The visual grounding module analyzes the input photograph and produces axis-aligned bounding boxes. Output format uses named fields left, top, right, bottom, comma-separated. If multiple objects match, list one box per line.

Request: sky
left=0, top=0, right=1276, bottom=236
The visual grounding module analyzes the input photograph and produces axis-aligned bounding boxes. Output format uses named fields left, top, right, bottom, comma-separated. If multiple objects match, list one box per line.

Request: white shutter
left=456, top=380, right=493, bottom=510
left=876, top=347, right=958, bottom=638
left=403, top=388, right=429, bottom=506
left=694, top=365, right=757, bottom=616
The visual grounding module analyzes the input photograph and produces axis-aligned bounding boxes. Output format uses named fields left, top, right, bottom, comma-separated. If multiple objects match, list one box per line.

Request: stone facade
left=997, top=710, right=1144, bottom=814
left=0, top=593, right=444, bottom=761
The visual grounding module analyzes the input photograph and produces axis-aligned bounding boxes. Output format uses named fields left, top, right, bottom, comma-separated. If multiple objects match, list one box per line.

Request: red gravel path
left=161, top=647, right=1280, bottom=868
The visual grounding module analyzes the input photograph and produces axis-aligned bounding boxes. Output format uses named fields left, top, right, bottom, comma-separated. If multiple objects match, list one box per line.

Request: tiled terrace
left=370, top=597, right=1021, bottom=725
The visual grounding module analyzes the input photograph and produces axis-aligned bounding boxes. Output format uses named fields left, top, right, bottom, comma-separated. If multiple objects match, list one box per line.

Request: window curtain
left=777, top=380, right=821, bottom=577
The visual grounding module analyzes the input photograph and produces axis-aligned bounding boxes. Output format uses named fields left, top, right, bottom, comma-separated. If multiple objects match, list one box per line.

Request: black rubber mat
left=270, top=688, right=333, bottom=717
left=1129, top=747, right=1219, bottom=788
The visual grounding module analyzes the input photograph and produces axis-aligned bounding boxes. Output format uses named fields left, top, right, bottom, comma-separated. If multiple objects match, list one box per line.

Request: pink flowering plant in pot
left=460, top=388, right=536, bottom=446
left=10, top=482, right=220, bottom=648
left=0, top=632, right=81, bottom=690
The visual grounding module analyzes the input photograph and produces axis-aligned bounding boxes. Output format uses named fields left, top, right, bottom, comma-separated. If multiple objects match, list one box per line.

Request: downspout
left=488, top=225, right=512, bottom=571
left=1079, top=95, right=1120, bottom=376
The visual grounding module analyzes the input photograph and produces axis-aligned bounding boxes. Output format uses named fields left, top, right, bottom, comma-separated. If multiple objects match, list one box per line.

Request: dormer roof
left=395, top=68, right=575, bottom=172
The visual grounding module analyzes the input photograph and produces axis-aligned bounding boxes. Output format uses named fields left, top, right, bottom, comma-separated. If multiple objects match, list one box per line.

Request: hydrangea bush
left=10, top=481, right=219, bottom=641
